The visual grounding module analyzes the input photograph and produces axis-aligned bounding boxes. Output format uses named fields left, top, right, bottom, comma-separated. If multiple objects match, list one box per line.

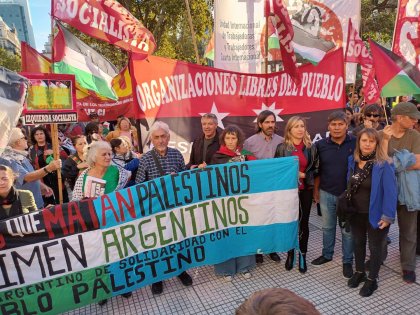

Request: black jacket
left=187, top=131, right=220, bottom=169
left=274, top=143, right=319, bottom=187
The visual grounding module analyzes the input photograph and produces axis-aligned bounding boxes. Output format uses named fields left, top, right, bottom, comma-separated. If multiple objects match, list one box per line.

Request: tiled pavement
left=65, top=208, right=420, bottom=315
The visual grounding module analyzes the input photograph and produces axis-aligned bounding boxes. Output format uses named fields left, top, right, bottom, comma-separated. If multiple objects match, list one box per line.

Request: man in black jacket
left=187, top=113, right=220, bottom=169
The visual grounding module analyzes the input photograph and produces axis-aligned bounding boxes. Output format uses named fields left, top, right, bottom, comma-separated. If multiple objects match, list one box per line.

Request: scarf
left=0, top=187, right=23, bottom=220
left=346, top=160, right=374, bottom=199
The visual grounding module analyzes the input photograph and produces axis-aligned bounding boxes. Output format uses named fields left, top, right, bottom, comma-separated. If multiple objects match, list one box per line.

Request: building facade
left=0, top=0, right=35, bottom=48
left=0, top=16, right=20, bottom=54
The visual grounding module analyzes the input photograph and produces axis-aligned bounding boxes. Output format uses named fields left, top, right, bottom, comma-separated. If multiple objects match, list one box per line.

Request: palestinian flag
left=204, top=33, right=214, bottom=61
left=53, top=22, right=118, bottom=101
left=21, top=42, right=51, bottom=73
left=292, top=22, right=335, bottom=65
left=21, top=38, right=134, bottom=121
left=369, top=39, right=420, bottom=97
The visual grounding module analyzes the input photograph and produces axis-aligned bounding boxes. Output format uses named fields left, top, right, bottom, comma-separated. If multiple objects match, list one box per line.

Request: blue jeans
left=319, top=189, right=354, bottom=264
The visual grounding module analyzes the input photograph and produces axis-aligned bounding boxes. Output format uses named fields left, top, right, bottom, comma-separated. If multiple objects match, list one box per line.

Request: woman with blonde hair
left=345, top=128, right=396, bottom=297
left=106, top=117, right=139, bottom=151
left=274, top=116, right=318, bottom=273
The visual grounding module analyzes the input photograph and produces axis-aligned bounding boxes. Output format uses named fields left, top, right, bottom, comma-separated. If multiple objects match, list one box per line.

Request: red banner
left=130, top=49, right=345, bottom=157
left=392, top=0, right=420, bottom=72
left=345, top=20, right=380, bottom=104
left=52, top=0, right=156, bottom=58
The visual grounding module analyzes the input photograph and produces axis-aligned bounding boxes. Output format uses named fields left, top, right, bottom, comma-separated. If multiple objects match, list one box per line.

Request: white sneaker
left=223, top=275, right=233, bottom=282
left=242, top=272, right=252, bottom=279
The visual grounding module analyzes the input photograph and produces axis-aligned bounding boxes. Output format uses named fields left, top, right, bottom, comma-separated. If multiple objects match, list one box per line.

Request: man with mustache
left=243, top=110, right=284, bottom=264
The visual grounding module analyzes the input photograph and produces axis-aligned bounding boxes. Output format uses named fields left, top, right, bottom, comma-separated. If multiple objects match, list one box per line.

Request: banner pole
left=50, top=3, right=63, bottom=204
left=264, top=14, right=269, bottom=74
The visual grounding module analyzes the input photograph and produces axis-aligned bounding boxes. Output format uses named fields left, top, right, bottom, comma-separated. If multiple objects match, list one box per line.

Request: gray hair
left=201, top=113, right=218, bottom=124
left=149, top=121, right=170, bottom=136
left=8, top=128, right=24, bottom=146
left=85, top=141, right=111, bottom=167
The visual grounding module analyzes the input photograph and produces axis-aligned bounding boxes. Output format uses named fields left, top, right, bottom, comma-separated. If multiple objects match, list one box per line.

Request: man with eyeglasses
left=0, top=128, right=62, bottom=209
left=352, top=104, right=384, bottom=136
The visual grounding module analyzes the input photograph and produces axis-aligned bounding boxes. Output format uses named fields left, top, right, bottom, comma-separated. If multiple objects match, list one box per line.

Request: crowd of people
left=0, top=98, right=419, bottom=306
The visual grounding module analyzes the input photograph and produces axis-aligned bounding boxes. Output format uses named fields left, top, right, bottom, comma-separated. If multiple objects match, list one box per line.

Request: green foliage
left=0, top=48, right=21, bottom=72
left=360, top=0, right=397, bottom=46
left=66, top=0, right=213, bottom=69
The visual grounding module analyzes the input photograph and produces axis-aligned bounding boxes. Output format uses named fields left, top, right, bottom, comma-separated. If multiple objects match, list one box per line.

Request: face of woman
left=359, top=133, right=377, bottom=156
left=75, top=137, right=87, bottom=154
left=224, top=133, right=238, bottom=151
left=120, top=120, right=130, bottom=131
left=115, top=142, right=128, bottom=154
left=95, top=148, right=112, bottom=167
left=0, top=170, right=13, bottom=197
left=345, top=110, right=353, bottom=123
left=289, top=120, right=306, bottom=141
left=34, top=130, right=46, bottom=144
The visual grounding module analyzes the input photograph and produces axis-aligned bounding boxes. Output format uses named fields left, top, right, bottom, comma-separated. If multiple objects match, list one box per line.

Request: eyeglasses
left=365, top=114, right=380, bottom=118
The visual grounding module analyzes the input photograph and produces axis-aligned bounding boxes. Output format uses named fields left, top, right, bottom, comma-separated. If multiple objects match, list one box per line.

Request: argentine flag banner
left=0, top=157, right=299, bottom=314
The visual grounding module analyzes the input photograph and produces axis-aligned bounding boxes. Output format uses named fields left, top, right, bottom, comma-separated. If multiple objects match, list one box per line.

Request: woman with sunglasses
left=352, top=104, right=384, bottom=136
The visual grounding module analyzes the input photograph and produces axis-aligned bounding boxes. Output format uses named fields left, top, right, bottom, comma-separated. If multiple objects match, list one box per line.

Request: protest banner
left=20, top=42, right=135, bottom=122
left=0, top=157, right=299, bottom=315
left=392, top=0, right=420, bottom=73
left=20, top=73, right=77, bottom=125
left=214, top=0, right=360, bottom=83
left=130, top=48, right=345, bottom=160
left=52, top=0, right=156, bottom=58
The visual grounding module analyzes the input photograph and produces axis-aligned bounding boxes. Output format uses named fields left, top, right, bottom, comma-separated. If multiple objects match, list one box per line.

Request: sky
left=28, top=0, right=51, bottom=51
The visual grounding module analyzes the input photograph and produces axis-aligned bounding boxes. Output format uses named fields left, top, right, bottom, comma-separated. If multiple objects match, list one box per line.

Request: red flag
left=52, top=0, right=156, bottom=59
left=272, top=0, right=300, bottom=85
left=21, top=42, right=51, bottom=73
left=345, top=20, right=380, bottom=104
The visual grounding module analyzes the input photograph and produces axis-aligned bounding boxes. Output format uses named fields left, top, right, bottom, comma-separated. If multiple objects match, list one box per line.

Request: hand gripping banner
left=0, top=157, right=298, bottom=315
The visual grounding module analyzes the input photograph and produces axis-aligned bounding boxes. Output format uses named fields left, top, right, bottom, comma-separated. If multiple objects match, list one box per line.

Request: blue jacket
left=393, top=149, right=420, bottom=211
left=347, top=156, right=397, bottom=229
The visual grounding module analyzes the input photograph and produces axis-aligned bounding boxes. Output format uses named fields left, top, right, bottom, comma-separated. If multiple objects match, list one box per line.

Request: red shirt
left=291, top=141, right=308, bottom=190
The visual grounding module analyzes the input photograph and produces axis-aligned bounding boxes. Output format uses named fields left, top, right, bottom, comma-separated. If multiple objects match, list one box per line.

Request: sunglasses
left=365, top=114, right=380, bottom=118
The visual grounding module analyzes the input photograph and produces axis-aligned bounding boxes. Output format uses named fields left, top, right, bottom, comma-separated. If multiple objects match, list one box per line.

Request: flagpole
left=185, top=0, right=200, bottom=64
left=50, top=1, right=63, bottom=204
left=264, top=14, right=269, bottom=74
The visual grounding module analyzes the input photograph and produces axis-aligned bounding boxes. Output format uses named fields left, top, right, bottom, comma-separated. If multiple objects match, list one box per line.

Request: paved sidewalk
left=66, top=209, right=420, bottom=315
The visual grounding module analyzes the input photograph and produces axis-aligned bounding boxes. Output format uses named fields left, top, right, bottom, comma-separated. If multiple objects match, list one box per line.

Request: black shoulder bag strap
left=150, top=150, right=165, bottom=176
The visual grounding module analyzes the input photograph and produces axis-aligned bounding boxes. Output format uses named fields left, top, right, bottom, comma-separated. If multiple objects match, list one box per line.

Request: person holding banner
left=0, top=165, right=37, bottom=219
left=210, top=125, right=257, bottom=281
left=0, top=128, right=61, bottom=209
left=344, top=128, right=396, bottom=297
left=71, top=141, right=131, bottom=201
left=244, top=110, right=284, bottom=264
left=110, top=137, right=139, bottom=187
left=135, top=121, right=193, bottom=295
left=274, top=116, right=318, bottom=273
left=28, top=126, right=69, bottom=205
left=187, top=113, right=220, bottom=169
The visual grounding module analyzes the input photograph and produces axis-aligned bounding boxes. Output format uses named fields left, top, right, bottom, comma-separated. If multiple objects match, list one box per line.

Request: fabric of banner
left=131, top=49, right=345, bottom=160
left=345, top=20, right=380, bottom=103
left=0, top=68, right=28, bottom=155
left=392, top=0, right=420, bottom=73
left=21, top=35, right=134, bottom=122
left=53, top=22, right=118, bottom=101
left=51, top=0, right=156, bottom=58
left=369, top=39, right=420, bottom=97
left=0, top=157, right=298, bottom=315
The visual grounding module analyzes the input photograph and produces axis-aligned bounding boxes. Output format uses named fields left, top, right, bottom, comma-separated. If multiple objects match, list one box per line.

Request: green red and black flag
left=369, top=39, right=420, bottom=97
